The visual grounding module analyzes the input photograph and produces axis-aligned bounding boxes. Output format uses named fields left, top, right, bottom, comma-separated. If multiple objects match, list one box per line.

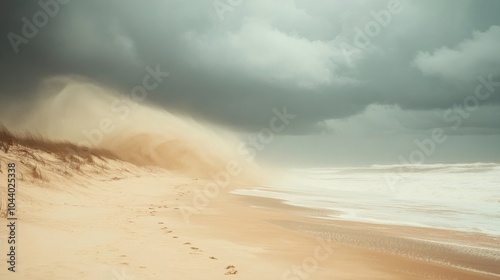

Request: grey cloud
left=1, top=0, right=499, bottom=142
left=413, top=26, right=500, bottom=81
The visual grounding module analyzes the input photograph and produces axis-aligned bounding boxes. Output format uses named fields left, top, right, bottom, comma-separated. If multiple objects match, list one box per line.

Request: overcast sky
left=1, top=0, right=499, bottom=166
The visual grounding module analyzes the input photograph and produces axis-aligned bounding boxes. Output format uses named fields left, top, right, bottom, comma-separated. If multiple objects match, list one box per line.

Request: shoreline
left=208, top=192, right=500, bottom=279
left=1, top=166, right=499, bottom=279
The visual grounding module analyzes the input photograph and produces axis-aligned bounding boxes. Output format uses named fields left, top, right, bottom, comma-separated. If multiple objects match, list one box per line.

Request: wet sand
left=195, top=192, right=500, bottom=279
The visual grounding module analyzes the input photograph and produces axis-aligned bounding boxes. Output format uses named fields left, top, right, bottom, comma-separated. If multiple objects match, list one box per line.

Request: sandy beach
left=2, top=1, right=500, bottom=279
left=1, top=145, right=498, bottom=280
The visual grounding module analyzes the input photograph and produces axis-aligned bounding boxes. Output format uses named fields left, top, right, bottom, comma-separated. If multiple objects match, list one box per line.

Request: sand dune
left=1, top=126, right=499, bottom=279
left=0, top=76, right=258, bottom=179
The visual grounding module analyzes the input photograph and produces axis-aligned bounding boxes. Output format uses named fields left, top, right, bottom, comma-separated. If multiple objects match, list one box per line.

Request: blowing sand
left=1, top=141, right=499, bottom=280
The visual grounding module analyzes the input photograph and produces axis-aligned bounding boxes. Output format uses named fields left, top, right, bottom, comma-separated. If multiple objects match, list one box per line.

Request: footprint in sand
left=225, top=265, right=237, bottom=275
left=161, top=227, right=172, bottom=233
left=189, top=247, right=203, bottom=255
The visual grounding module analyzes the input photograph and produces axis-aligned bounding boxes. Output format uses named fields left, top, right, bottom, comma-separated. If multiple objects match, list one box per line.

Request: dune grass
left=0, top=125, right=121, bottom=218
left=0, top=124, right=117, bottom=161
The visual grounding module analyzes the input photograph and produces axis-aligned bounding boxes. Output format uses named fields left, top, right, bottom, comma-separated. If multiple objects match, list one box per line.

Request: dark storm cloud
left=1, top=0, right=499, bottom=134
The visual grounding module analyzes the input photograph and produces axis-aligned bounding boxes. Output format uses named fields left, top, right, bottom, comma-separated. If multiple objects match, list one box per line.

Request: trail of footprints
left=148, top=182, right=194, bottom=213
left=142, top=180, right=238, bottom=275
left=173, top=180, right=199, bottom=201
left=149, top=199, right=238, bottom=276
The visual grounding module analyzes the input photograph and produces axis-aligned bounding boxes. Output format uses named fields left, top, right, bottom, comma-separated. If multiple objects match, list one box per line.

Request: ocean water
left=234, top=163, right=500, bottom=235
